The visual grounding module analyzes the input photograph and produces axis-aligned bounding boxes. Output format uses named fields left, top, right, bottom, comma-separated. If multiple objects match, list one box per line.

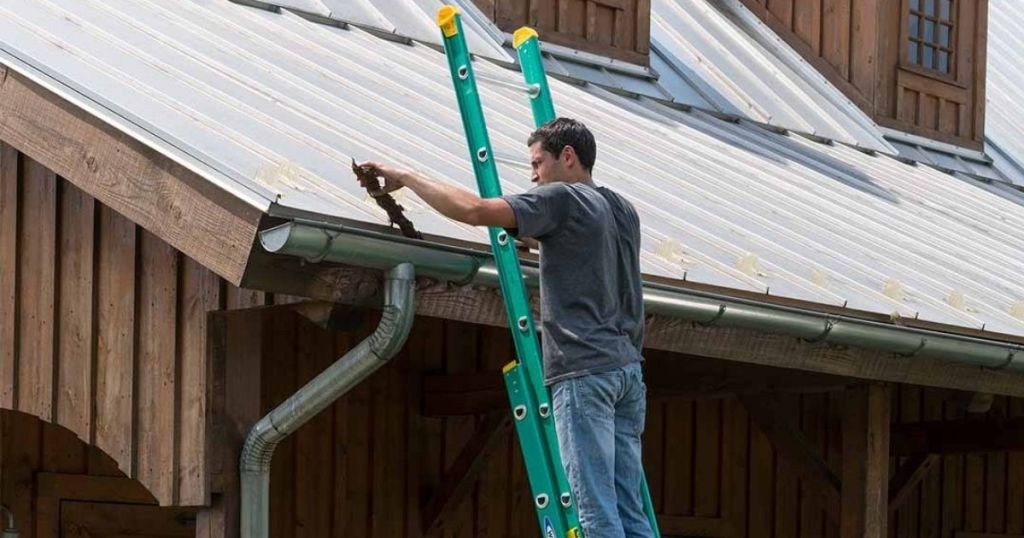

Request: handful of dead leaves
left=351, top=159, right=423, bottom=240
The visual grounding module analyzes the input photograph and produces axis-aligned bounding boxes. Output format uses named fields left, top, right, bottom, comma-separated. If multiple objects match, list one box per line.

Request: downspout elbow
left=368, top=262, right=417, bottom=359
left=240, top=262, right=415, bottom=538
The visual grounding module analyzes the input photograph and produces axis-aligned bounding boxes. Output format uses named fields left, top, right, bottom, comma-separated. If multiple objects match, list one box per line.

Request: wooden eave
left=0, top=66, right=263, bottom=286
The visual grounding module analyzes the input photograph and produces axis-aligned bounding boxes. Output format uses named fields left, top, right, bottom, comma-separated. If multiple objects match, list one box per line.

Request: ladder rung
left=474, top=72, right=541, bottom=97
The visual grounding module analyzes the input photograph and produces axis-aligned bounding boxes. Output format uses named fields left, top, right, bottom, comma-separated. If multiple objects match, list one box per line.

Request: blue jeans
left=551, top=361, right=653, bottom=538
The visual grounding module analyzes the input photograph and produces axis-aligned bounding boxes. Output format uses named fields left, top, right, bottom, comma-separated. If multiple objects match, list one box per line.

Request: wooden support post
left=422, top=412, right=511, bottom=536
left=841, top=384, right=890, bottom=538
left=739, top=394, right=842, bottom=524
left=196, top=310, right=265, bottom=538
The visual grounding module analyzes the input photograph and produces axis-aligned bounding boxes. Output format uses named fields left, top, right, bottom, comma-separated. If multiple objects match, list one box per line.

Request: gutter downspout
left=239, top=262, right=415, bottom=538
left=260, top=221, right=1024, bottom=371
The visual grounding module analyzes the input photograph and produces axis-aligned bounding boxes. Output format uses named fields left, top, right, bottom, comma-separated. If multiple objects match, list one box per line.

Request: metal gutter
left=261, top=221, right=1024, bottom=371
left=239, top=262, right=416, bottom=538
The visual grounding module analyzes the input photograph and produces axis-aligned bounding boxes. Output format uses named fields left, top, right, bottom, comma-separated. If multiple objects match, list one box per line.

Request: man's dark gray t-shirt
left=502, top=181, right=644, bottom=385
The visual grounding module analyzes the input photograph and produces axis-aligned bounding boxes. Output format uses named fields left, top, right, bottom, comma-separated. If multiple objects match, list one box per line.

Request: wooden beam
left=422, top=412, right=511, bottom=536
left=841, top=384, right=890, bottom=538
left=888, top=454, right=939, bottom=517
left=0, top=69, right=262, bottom=284
left=644, top=317, right=1024, bottom=398
left=243, top=258, right=1024, bottom=398
left=892, top=418, right=1024, bottom=455
left=422, top=355, right=852, bottom=416
left=739, top=394, right=842, bottom=524
left=240, top=248, right=383, bottom=306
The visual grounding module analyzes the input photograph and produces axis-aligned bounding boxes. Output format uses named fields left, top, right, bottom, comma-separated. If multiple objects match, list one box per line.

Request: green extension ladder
left=436, top=7, right=661, bottom=538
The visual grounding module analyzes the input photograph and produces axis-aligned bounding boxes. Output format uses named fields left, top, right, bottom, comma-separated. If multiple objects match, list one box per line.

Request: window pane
left=909, top=41, right=919, bottom=64
left=940, top=0, right=952, bottom=20
left=925, top=20, right=935, bottom=43
left=923, top=45, right=934, bottom=68
left=938, top=50, right=950, bottom=72
left=910, top=15, right=920, bottom=37
left=939, top=24, right=951, bottom=46
left=911, top=0, right=920, bottom=10
left=925, top=0, right=936, bottom=16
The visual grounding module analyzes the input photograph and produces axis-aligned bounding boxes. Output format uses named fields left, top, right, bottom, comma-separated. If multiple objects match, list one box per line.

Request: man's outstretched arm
left=358, top=162, right=516, bottom=228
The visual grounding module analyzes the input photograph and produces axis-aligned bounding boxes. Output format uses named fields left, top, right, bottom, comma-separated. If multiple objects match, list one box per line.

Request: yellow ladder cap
left=437, top=5, right=460, bottom=36
left=513, top=27, right=539, bottom=49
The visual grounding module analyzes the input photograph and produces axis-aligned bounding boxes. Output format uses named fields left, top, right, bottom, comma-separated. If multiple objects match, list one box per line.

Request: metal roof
left=237, top=0, right=895, bottom=153
left=3, top=0, right=1024, bottom=338
left=986, top=0, right=1024, bottom=186
left=253, top=0, right=514, bottom=61
left=650, top=0, right=894, bottom=153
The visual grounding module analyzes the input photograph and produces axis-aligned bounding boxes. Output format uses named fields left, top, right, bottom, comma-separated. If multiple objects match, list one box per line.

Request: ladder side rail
left=514, top=31, right=663, bottom=538
left=437, top=8, right=579, bottom=537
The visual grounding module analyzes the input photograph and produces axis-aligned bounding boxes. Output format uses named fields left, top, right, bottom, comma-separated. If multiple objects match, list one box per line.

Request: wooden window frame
left=900, top=0, right=961, bottom=83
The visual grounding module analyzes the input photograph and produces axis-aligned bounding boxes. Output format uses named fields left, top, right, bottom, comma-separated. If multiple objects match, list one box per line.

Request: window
left=908, top=0, right=955, bottom=74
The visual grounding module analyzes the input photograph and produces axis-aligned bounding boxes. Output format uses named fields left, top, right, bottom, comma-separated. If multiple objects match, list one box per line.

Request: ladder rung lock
left=513, top=405, right=527, bottom=420
left=497, top=231, right=509, bottom=245
left=560, top=493, right=573, bottom=507
left=535, top=494, right=549, bottom=509
left=457, top=65, right=469, bottom=80
left=476, top=147, right=489, bottom=162
left=517, top=316, right=529, bottom=331
left=475, top=72, right=541, bottom=96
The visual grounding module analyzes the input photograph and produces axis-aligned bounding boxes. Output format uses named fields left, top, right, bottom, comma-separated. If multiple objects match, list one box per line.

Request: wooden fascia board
left=0, top=67, right=263, bottom=285
left=245, top=252, right=1024, bottom=398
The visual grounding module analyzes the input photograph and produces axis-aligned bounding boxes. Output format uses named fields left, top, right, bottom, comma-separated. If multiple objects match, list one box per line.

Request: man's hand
left=355, top=161, right=410, bottom=197
left=353, top=160, right=516, bottom=229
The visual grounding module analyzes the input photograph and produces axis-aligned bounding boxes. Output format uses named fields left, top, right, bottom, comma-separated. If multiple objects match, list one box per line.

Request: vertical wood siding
left=0, top=410, right=202, bottom=538
left=0, top=143, right=270, bottom=508
left=243, top=310, right=1024, bottom=538
left=472, top=0, right=651, bottom=65
left=0, top=410, right=141, bottom=538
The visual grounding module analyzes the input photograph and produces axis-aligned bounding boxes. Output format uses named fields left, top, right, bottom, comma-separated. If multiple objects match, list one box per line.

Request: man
left=359, top=118, right=651, bottom=538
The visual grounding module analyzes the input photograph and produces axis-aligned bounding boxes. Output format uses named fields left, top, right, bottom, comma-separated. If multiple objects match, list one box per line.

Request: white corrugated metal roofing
left=650, top=0, right=894, bottom=153
left=986, top=0, right=1024, bottom=186
left=3, top=0, right=1024, bottom=338
left=262, top=0, right=514, bottom=61
left=241, top=0, right=896, bottom=153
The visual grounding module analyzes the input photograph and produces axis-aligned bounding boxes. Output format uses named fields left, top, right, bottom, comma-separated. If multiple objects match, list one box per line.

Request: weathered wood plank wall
left=0, top=410, right=201, bottom=538
left=229, top=309, right=1024, bottom=538
left=471, top=0, right=652, bottom=65
left=0, top=143, right=273, bottom=508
